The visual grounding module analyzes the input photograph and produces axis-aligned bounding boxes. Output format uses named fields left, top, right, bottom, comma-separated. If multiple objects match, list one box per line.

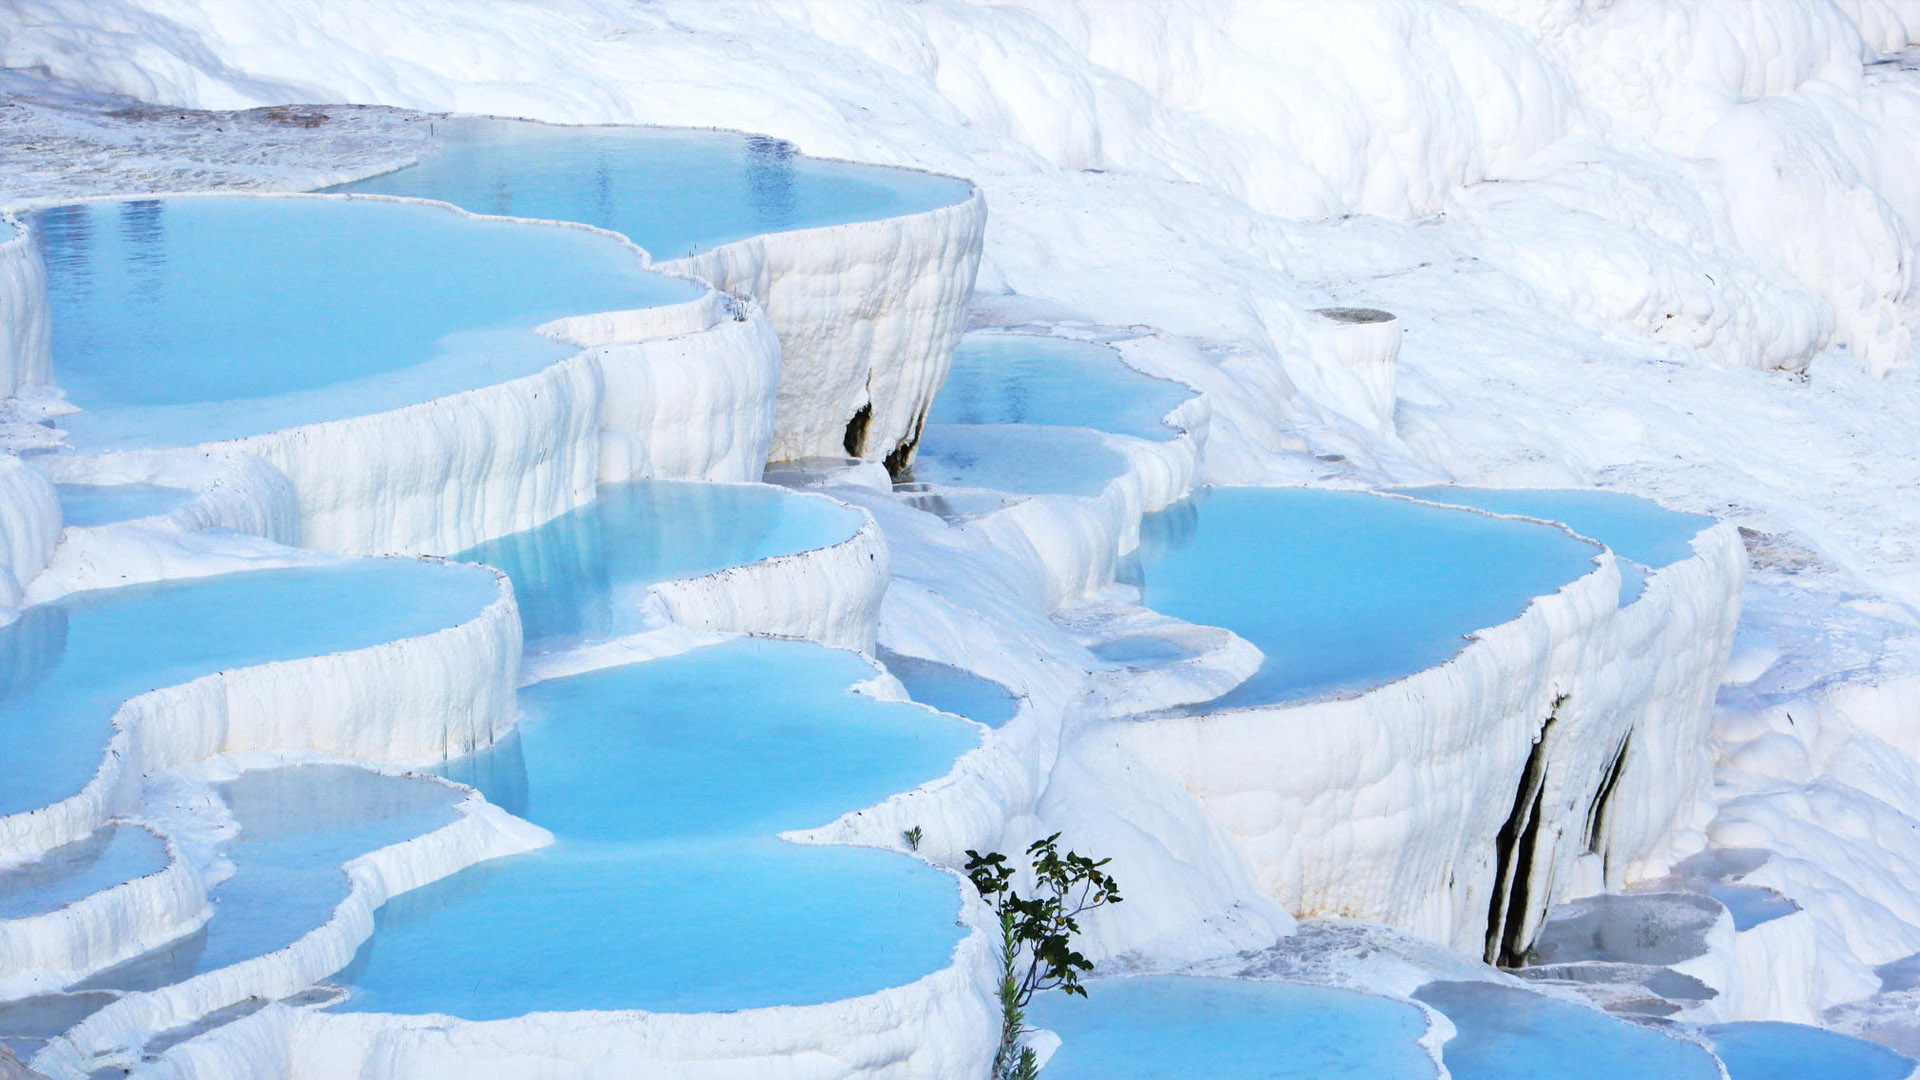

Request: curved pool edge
left=4, top=191, right=786, bottom=558
left=662, top=187, right=987, bottom=473
left=0, top=823, right=207, bottom=1001
left=645, top=485, right=890, bottom=653
left=30, top=773, right=552, bottom=1080
left=0, top=561, right=521, bottom=863
left=1112, top=493, right=1743, bottom=963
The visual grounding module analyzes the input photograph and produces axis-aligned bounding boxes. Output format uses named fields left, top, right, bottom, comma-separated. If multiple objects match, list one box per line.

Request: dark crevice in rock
left=1487, top=695, right=1564, bottom=967
left=842, top=402, right=873, bottom=458
left=1585, top=732, right=1632, bottom=867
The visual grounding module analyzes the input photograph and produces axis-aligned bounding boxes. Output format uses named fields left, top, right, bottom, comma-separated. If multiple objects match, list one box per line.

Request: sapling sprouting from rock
left=965, top=834, right=1122, bottom=1079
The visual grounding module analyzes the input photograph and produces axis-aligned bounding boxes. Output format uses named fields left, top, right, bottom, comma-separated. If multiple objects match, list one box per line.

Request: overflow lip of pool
left=0, top=821, right=207, bottom=1001
left=216, top=639, right=1004, bottom=1079
left=10, top=190, right=797, bottom=556
left=1110, top=485, right=1742, bottom=959
left=0, top=213, right=52, bottom=398
left=27, top=760, right=551, bottom=1080
left=0, top=557, right=520, bottom=864
left=324, top=113, right=986, bottom=473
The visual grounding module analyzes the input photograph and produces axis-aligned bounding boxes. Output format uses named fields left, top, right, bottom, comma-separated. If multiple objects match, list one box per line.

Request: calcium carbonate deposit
left=2, top=2, right=1920, bottom=1078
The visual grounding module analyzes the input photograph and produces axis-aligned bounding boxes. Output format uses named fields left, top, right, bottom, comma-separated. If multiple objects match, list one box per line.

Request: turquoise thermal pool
left=1414, top=981, right=1720, bottom=1080
left=1393, top=487, right=1714, bottom=604
left=878, top=648, right=1020, bottom=729
left=909, top=423, right=1128, bottom=497
left=1027, top=976, right=1434, bottom=1080
left=929, top=334, right=1191, bottom=441
left=0, top=560, right=500, bottom=820
left=1706, top=1021, right=1916, bottom=1080
left=328, top=118, right=973, bottom=258
left=84, top=765, right=461, bottom=992
left=53, top=483, right=193, bottom=527
left=332, top=638, right=979, bottom=1018
left=1129, top=488, right=1599, bottom=709
left=0, top=824, right=167, bottom=919
left=454, top=480, right=864, bottom=653
left=31, top=196, right=701, bottom=450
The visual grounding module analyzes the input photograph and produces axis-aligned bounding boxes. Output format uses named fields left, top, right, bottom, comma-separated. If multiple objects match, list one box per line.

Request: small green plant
left=903, top=825, right=924, bottom=852
left=965, top=834, right=1122, bottom=1079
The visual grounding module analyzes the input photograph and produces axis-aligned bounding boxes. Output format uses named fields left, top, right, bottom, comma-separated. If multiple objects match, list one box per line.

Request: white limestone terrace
left=8, top=19, right=1920, bottom=1049
left=1, top=191, right=783, bottom=557
left=327, top=116, right=984, bottom=474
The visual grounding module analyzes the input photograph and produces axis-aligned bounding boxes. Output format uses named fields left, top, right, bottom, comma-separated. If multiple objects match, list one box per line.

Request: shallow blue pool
left=1708, top=1021, right=1915, bottom=1080
left=1131, top=488, right=1599, bottom=708
left=329, top=120, right=971, bottom=259
left=1029, top=976, right=1434, bottom=1080
left=0, top=824, right=167, bottom=919
left=83, top=765, right=460, bottom=992
left=0, top=560, right=500, bottom=819
left=1415, top=981, right=1720, bottom=1080
left=54, top=483, right=193, bottom=527
left=456, top=480, right=863, bottom=653
left=332, top=638, right=977, bottom=1018
left=929, top=334, right=1190, bottom=441
left=1392, top=487, right=1714, bottom=605
left=909, top=423, right=1128, bottom=497
left=33, top=197, right=700, bottom=450
left=879, top=648, right=1019, bottom=728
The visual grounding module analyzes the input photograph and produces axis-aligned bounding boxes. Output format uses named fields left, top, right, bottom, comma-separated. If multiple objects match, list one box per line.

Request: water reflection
left=745, top=135, right=797, bottom=234
left=0, top=603, right=69, bottom=700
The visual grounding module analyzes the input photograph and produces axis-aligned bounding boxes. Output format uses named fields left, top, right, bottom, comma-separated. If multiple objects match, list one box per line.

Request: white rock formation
left=0, top=216, right=50, bottom=398
left=662, top=188, right=985, bottom=471
left=0, top=564, right=520, bottom=862
left=0, top=453, right=59, bottom=618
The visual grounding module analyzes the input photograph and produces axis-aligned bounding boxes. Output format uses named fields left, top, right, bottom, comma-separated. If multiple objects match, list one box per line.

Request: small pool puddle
left=455, top=480, right=863, bottom=655
left=0, top=824, right=168, bottom=920
left=1028, top=975, right=1434, bottom=1080
left=80, top=765, right=460, bottom=994
left=53, top=483, right=193, bottom=528
left=1391, top=487, right=1714, bottom=606
left=1129, top=488, right=1600, bottom=709
left=930, top=333, right=1190, bottom=442
left=910, top=423, right=1128, bottom=498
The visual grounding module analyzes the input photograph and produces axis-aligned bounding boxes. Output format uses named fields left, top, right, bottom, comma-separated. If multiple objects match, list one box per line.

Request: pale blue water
left=1028, top=976, right=1434, bottom=1080
left=32, top=197, right=700, bottom=450
left=0, top=824, right=167, bottom=918
left=1393, top=487, right=1714, bottom=605
left=1708, top=1022, right=1915, bottom=1080
left=929, top=334, right=1191, bottom=441
left=82, top=765, right=460, bottom=992
left=878, top=648, right=1019, bottom=728
left=1709, top=884, right=1800, bottom=931
left=0, top=560, right=500, bottom=819
left=1091, top=636, right=1196, bottom=665
left=455, top=480, right=862, bottom=653
left=1415, top=981, right=1721, bottom=1080
left=328, top=119, right=972, bottom=258
left=1131, top=489, right=1599, bottom=709
left=54, top=483, right=193, bottom=527
left=909, top=423, right=1128, bottom=497
left=333, top=638, right=978, bottom=1018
